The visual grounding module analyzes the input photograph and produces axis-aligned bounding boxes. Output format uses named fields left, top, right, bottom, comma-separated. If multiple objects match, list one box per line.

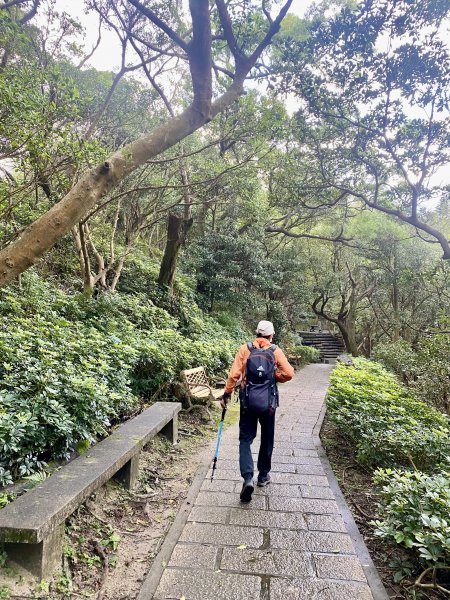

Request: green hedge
left=327, top=358, right=450, bottom=579
left=284, top=333, right=321, bottom=366
left=327, top=358, right=450, bottom=471
left=0, top=274, right=242, bottom=485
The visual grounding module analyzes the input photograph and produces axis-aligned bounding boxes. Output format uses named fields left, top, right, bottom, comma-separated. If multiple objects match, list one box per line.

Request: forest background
left=0, top=0, right=450, bottom=544
left=0, top=0, right=449, bottom=482
left=0, top=0, right=450, bottom=595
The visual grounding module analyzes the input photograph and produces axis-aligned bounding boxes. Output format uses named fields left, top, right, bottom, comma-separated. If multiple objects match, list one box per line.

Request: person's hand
left=220, top=391, right=231, bottom=409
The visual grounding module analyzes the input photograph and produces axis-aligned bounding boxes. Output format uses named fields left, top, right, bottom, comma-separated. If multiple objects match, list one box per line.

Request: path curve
left=139, top=364, right=389, bottom=600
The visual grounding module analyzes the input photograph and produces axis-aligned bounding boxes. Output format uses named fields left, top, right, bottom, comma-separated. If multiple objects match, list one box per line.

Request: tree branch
left=126, top=0, right=189, bottom=52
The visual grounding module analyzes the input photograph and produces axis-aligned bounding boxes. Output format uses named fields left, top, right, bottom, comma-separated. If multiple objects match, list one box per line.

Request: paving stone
left=295, top=474, right=329, bottom=486
left=187, top=506, right=229, bottom=524
left=304, top=514, right=347, bottom=533
left=293, top=464, right=326, bottom=475
left=294, top=448, right=326, bottom=457
left=221, top=446, right=294, bottom=457
left=264, top=463, right=296, bottom=473
left=269, top=497, right=340, bottom=514
left=270, top=577, right=373, bottom=600
left=275, top=440, right=317, bottom=450
left=314, top=553, right=367, bottom=582
left=180, top=523, right=264, bottom=547
left=270, top=447, right=295, bottom=456
left=168, top=543, right=218, bottom=569
left=229, top=508, right=306, bottom=530
left=300, top=485, right=335, bottom=499
left=207, top=463, right=239, bottom=474
left=221, top=547, right=314, bottom=577
left=268, top=471, right=326, bottom=483
left=271, top=451, right=319, bottom=462
left=271, top=530, right=355, bottom=554
left=207, top=469, right=241, bottom=481
left=292, top=456, right=323, bottom=466
left=154, top=568, right=261, bottom=600
left=249, top=483, right=303, bottom=498
left=208, top=462, right=296, bottom=475
left=201, top=479, right=235, bottom=492
left=195, top=491, right=266, bottom=509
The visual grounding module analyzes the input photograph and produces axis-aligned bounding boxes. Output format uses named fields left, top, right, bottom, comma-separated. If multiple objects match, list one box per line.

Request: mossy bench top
left=0, top=402, right=181, bottom=544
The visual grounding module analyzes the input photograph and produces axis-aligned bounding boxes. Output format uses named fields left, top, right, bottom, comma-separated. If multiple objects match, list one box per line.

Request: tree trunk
left=336, top=319, right=359, bottom=356
left=158, top=214, right=193, bottom=289
left=0, top=1, right=292, bottom=288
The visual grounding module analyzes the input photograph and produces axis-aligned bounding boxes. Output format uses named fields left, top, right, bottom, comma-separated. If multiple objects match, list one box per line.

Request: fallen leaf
left=238, top=544, right=247, bottom=550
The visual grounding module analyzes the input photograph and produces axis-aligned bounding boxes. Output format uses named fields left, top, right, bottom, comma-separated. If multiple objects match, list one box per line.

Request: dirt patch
left=321, top=418, right=445, bottom=600
left=1, top=403, right=239, bottom=600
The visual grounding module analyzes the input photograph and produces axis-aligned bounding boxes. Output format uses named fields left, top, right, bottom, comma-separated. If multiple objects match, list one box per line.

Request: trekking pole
left=211, top=406, right=227, bottom=482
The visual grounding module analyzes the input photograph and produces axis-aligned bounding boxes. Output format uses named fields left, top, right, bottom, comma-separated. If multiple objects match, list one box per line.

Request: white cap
left=256, top=320, right=275, bottom=337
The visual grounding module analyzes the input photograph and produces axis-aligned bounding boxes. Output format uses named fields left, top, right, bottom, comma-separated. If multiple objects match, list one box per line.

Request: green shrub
left=285, top=343, right=321, bottom=365
left=374, top=328, right=450, bottom=413
left=0, top=313, right=138, bottom=483
left=0, top=274, right=242, bottom=484
left=373, top=468, right=450, bottom=567
left=327, top=358, right=450, bottom=471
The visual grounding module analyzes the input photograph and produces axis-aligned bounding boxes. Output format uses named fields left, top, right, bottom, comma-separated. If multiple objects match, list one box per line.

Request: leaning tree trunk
left=0, top=0, right=293, bottom=289
left=158, top=214, right=193, bottom=289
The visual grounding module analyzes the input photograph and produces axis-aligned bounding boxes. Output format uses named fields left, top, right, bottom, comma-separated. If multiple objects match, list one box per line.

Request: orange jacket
left=224, top=338, right=295, bottom=394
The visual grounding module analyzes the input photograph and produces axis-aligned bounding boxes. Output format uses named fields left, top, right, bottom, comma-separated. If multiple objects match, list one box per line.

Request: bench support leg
left=161, top=416, right=178, bottom=445
left=4, top=523, right=64, bottom=580
left=114, top=453, right=140, bottom=489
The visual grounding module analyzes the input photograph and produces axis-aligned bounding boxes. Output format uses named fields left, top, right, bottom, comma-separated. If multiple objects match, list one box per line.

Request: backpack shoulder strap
left=247, top=341, right=254, bottom=352
left=270, top=344, right=277, bottom=351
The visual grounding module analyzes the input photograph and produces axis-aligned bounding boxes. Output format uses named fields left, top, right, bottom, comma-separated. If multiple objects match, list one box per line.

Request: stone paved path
left=151, top=364, right=383, bottom=600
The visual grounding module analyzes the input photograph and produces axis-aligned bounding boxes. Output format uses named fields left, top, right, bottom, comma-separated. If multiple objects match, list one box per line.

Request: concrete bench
left=180, top=366, right=223, bottom=411
left=0, top=401, right=181, bottom=580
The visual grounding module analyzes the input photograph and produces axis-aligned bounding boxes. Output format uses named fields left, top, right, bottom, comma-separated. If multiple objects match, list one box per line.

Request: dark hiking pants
left=239, top=408, right=276, bottom=480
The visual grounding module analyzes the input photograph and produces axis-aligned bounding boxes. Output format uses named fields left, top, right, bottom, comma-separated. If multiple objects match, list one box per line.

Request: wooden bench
left=180, top=366, right=224, bottom=412
left=0, top=401, right=181, bottom=580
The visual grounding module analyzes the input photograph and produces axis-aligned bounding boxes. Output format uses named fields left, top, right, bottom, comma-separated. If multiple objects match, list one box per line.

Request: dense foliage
left=327, top=359, right=450, bottom=471
left=374, top=329, right=450, bottom=414
left=373, top=469, right=450, bottom=570
left=328, top=359, right=450, bottom=580
left=0, top=272, right=245, bottom=485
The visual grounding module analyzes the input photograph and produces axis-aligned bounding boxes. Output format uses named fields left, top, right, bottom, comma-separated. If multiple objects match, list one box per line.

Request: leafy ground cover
left=0, top=273, right=244, bottom=485
left=326, top=359, right=450, bottom=596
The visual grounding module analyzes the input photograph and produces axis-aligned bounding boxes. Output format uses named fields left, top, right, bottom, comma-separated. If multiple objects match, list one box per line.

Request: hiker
left=220, top=320, right=294, bottom=503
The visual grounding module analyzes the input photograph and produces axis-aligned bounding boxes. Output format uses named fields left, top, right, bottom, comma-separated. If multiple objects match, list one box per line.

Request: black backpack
left=240, top=342, right=279, bottom=414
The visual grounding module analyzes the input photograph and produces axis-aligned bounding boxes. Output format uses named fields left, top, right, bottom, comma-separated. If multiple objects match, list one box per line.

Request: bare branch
left=127, top=0, right=189, bottom=52
left=77, top=14, right=103, bottom=69
left=215, top=0, right=244, bottom=62
left=19, top=0, right=39, bottom=23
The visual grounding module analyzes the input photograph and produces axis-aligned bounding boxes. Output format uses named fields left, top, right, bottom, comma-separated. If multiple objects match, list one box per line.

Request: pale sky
left=39, top=0, right=449, bottom=191
left=52, top=0, right=313, bottom=72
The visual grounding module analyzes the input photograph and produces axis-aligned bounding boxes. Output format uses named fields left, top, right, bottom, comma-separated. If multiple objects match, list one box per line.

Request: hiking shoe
left=240, top=478, right=254, bottom=503
left=257, top=474, right=271, bottom=487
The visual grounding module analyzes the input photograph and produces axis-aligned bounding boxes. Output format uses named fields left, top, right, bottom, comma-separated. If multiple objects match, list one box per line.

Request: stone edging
left=138, top=375, right=391, bottom=600
left=312, top=402, right=390, bottom=600
left=136, top=455, right=212, bottom=600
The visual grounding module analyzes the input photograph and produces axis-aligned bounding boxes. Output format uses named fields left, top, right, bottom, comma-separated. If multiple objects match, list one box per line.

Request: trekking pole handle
left=221, top=406, right=227, bottom=422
